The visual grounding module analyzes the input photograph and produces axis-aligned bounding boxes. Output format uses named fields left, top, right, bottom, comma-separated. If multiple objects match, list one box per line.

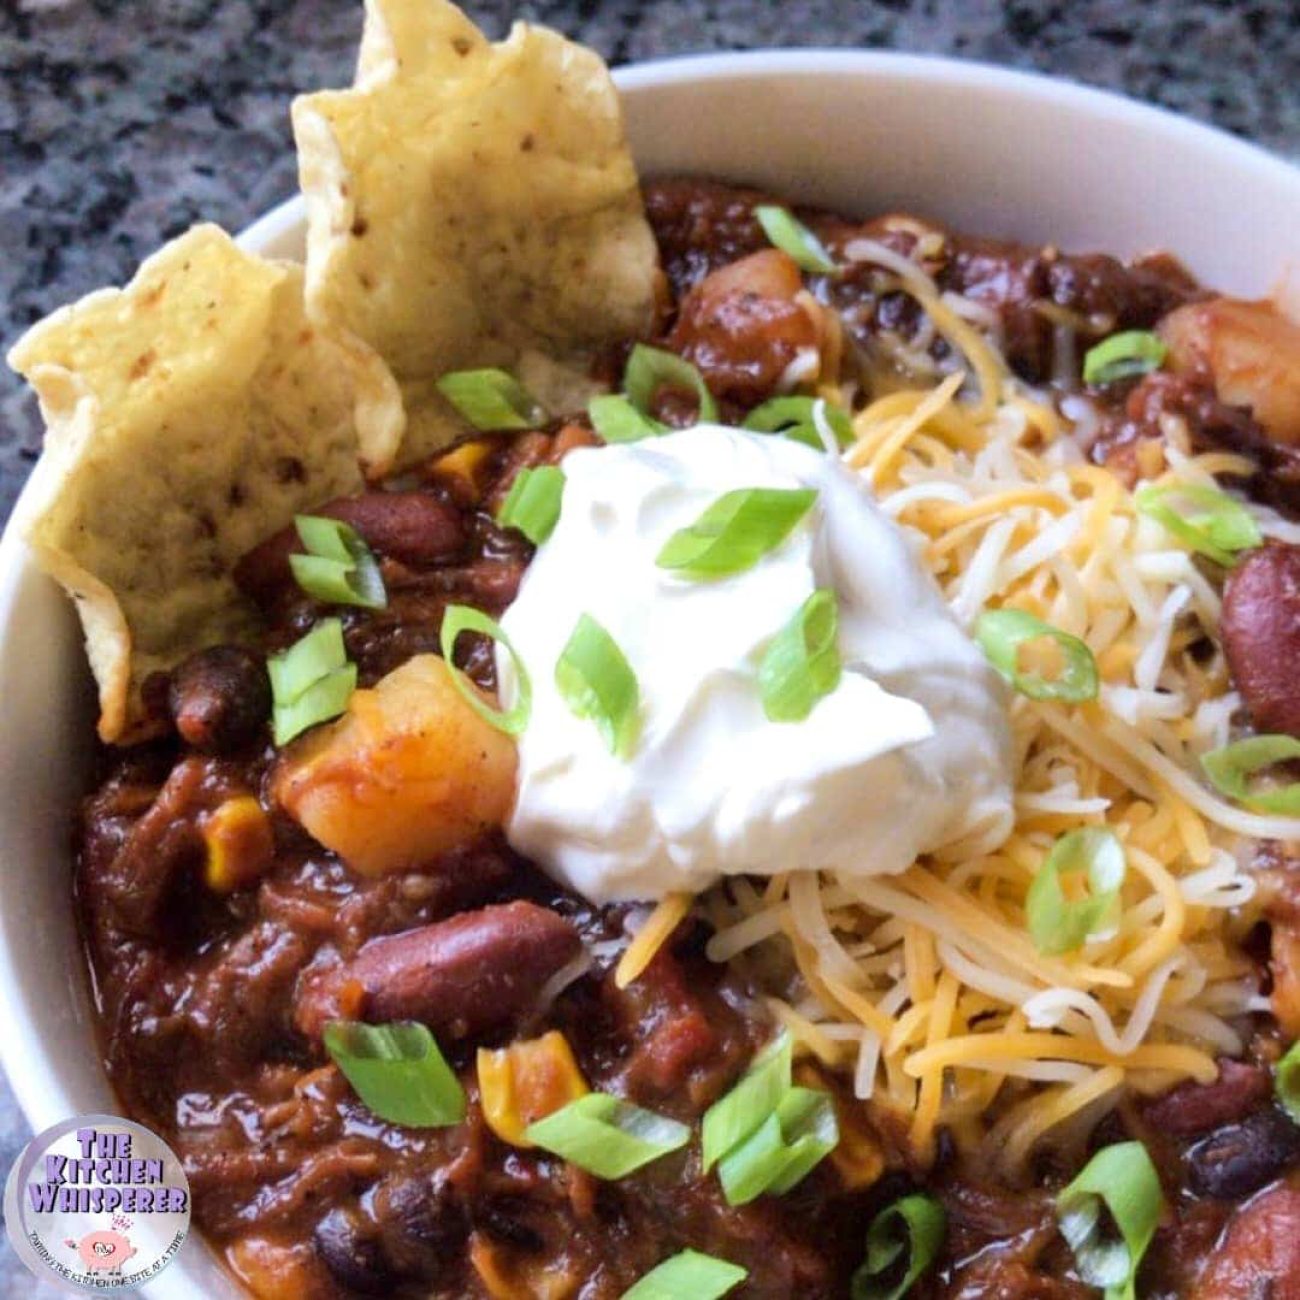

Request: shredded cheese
left=615, top=891, right=692, bottom=989
left=614, top=247, right=1296, bottom=1174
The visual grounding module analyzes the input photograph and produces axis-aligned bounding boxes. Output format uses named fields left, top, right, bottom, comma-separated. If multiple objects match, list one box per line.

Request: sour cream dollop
left=499, top=425, right=1014, bottom=903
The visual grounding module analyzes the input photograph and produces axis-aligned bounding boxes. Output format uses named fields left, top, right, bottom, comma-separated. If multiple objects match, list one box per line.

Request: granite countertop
left=1, top=0, right=1298, bottom=1292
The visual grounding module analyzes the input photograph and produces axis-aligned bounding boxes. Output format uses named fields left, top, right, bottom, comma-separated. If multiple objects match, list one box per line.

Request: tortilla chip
left=292, top=0, right=657, bottom=472
left=8, top=224, right=402, bottom=743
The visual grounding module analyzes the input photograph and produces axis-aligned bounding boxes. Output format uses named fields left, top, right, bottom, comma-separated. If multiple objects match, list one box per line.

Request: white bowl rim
left=0, top=43, right=1298, bottom=1293
left=234, top=48, right=1300, bottom=257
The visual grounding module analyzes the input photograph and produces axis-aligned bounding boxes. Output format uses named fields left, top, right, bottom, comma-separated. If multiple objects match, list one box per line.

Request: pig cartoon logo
left=7, top=1114, right=191, bottom=1291
left=65, top=1229, right=137, bottom=1273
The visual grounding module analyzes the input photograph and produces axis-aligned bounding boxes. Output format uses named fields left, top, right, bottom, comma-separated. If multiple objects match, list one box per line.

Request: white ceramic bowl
left=2, top=51, right=1298, bottom=1297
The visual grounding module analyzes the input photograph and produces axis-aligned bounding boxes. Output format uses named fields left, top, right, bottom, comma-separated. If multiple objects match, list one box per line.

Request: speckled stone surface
left=0, top=0, right=1298, bottom=1292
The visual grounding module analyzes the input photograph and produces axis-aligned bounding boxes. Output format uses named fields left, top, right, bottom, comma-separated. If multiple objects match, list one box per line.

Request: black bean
left=473, top=1196, right=546, bottom=1252
left=1186, top=1106, right=1300, bottom=1200
left=313, top=1207, right=397, bottom=1296
left=375, top=1174, right=468, bottom=1274
left=168, top=646, right=270, bottom=754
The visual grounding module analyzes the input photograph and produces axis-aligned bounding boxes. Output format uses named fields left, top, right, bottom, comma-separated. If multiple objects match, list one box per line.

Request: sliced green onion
left=555, top=613, right=641, bottom=757
left=267, top=617, right=346, bottom=701
left=763, top=1087, right=840, bottom=1194
left=436, top=368, right=546, bottom=430
left=620, top=1250, right=747, bottom=1300
left=271, top=665, right=357, bottom=746
left=624, top=344, right=718, bottom=424
left=851, top=1193, right=946, bottom=1300
left=759, top=590, right=842, bottom=723
left=268, top=618, right=356, bottom=745
left=1027, top=828, right=1126, bottom=955
left=743, top=396, right=853, bottom=450
left=289, top=514, right=386, bottom=609
left=497, top=466, right=565, bottom=545
left=657, top=487, right=817, bottom=580
left=588, top=393, right=668, bottom=444
left=754, top=205, right=838, bottom=276
left=716, top=1113, right=784, bottom=1205
left=1135, top=482, right=1262, bottom=568
left=524, top=1093, right=690, bottom=1180
left=323, top=1020, right=465, bottom=1128
left=702, top=1032, right=793, bottom=1172
left=1277, top=1040, right=1300, bottom=1124
left=288, top=555, right=361, bottom=606
left=975, top=608, right=1099, bottom=703
left=716, top=1086, right=838, bottom=1205
left=1201, top=734, right=1300, bottom=814
left=439, top=604, right=531, bottom=736
left=1082, top=330, right=1167, bottom=386
left=1056, top=1141, right=1164, bottom=1300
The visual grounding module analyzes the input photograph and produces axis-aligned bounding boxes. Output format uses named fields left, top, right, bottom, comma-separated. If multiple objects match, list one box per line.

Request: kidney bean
left=235, top=491, right=466, bottom=609
left=1222, top=542, right=1300, bottom=737
left=168, top=645, right=270, bottom=754
left=1186, top=1106, right=1300, bottom=1199
left=1142, top=1059, right=1273, bottom=1138
left=296, top=901, right=582, bottom=1041
left=1190, top=1184, right=1300, bottom=1300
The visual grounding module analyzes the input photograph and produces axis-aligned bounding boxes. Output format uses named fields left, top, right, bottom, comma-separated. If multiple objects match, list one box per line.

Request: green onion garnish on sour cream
left=555, top=613, right=641, bottom=757
left=656, top=486, right=818, bottom=579
left=759, top=589, right=842, bottom=722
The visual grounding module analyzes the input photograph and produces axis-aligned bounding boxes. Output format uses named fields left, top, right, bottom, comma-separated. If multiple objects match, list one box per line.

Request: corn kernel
left=477, top=1031, right=589, bottom=1148
left=202, top=796, right=275, bottom=894
left=429, top=438, right=494, bottom=503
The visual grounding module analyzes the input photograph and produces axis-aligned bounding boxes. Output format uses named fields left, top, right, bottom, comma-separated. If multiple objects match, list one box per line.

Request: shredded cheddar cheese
left=619, top=245, right=1300, bottom=1174
left=615, top=891, right=692, bottom=989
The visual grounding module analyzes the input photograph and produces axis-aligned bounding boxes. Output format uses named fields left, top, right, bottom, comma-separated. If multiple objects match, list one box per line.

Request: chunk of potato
left=1161, top=297, right=1300, bottom=445
left=273, top=653, right=517, bottom=876
left=227, top=1236, right=334, bottom=1300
